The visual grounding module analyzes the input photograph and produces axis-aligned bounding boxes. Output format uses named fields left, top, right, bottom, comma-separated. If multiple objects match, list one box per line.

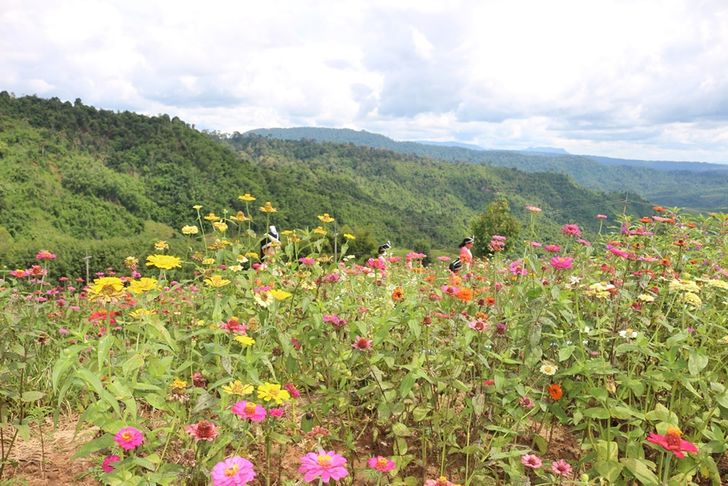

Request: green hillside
left=249, top=127, right=728, bottom=211
left=0, top=93, right=651, bottom=275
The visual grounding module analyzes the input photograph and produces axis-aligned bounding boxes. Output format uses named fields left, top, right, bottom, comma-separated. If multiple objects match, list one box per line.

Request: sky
left=2, top=0, right=728, bottom=163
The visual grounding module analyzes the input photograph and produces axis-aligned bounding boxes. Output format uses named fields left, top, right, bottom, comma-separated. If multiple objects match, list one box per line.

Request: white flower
left=618, top=328, right=638, bottom=339
left=539, top=362, right=558, bottom=376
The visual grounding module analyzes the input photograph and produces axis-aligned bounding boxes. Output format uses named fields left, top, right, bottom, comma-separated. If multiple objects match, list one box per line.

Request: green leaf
left=97, top=334, right=114, bottom=371
left=621, top=458, right=659, bottom=485
left=21, top=391, right=45, bottom=402
left=392, top=422, right=412, bottom=437
left=583, top=407, right=611, bottom=419
left=688, top=349, right=709, bottom=376
left=594, top=460, right=623, bottom=482
left=558, top=345, right=575, bottom=362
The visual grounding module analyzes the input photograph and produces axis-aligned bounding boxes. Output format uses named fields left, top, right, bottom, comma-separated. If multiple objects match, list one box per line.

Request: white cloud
left=1, top=0, right=727, bottom=162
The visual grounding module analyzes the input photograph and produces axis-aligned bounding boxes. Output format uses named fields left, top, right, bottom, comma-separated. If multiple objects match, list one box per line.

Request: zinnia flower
left=232, top=401, right=267, bottom=422
left=352, top=336, right=373, bottom=350
left=548, top=383, right=563, bottom=400
left=317, top=213, right=335, bottom=223
left=298, top=450, right=348, bottom=483
left=102, top=454, right=121, bottom=473
left=181, top=225, right=199, bottom=235
left=145, top=254, right=182, bottom=270
left=211, top=456, right=256, bottom=485
left=646, top=427, right=698, bottom=458
left=521, top=454, right=542, bottom=468
left=391, top=287, right=404, bottom=301
left=561, top=224, right=582, bottom=237
left=257, top=383, right=291, bottom=404
left=539, top=362, right=558, bottom=376
left=551, top=459, right=572, bottom=476
left=222, top=380, right=253, bottom=396
left=239, top=193, right=256, bottom=202
left=186, top=420, right=218, bottom=441
left=35, top=250, right=57, bottom=260
left=368, top=456, right=396, bottom=473
left=114, top=426, right=144, bottom=451
left=550, top=256, right=573, bottom=270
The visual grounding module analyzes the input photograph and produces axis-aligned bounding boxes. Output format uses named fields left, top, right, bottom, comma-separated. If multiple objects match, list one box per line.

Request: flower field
left=1, top=202, right=727, bottom=485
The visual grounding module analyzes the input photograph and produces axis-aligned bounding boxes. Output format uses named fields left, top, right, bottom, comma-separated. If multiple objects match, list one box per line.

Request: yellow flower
left=245, top=251, right=259, bottom=259
left=683, top=292, right=702, bottom=307
left=235, top=335, right=255, bottom=347
left=205, top=275, right=231, bottom=288
left=222, top=380, right=253, bottom=396
left=254, top=292, right=272, bottom=308
left=146, top=254, right=182, bottom=270
left=638, top=293, right=655, bottom=302
left=721, top=336, right=728, bottom=344
left=236, top=255, right=249, bottom=263
left=313, top=226, right=327, bottom=236
left=706, top=279, right=728, bottom=290
left=317, top=213, right=335, bottom=224
left=231, top=211, right=249, bottom=222
left=229, top=265, right=243, bottom=272
left=239, top=193, right=256, bottom=202
left=129, top=308, right=154, bottom=319
left=181, top=225, right=199, bottom=235
left=170, top=378, right=188, bottom=391
left=202, top=257, right=216, bottom=265
left=257, top=383, right=291, bottom=404
left=192, top=204, right=203, bottom=210
left=586, top=282, right=615, bottom=298
left=212, top=221, right=228, bottom=233
left=88, top=277, right=125, bottom=301
left=154, top=240, right=169, bottom=251
left=281, top=230, right=294, bottom=237
left=128, top=277, right=158, bottom=294
left=259, top=202, right=277, bottom=213
left=343, top=233, right=356, bottom=240
left=204, top=212, right=219, bottom=221
left=669, top=279, right=700, bottom=293
left=270, top=289, right=292, bottom=301
left=123, top=256, right=138, bottom=269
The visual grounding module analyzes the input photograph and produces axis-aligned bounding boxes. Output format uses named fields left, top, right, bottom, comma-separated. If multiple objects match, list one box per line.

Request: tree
left=470, top=197, right=520, bottom=257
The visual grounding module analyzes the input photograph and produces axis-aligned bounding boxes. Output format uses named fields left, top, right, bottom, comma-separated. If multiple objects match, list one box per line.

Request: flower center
left=377, top=457, right=388, bottom=468
left=224, top=464, right=240, bottom=477
left=665, top=427, right=682, bottom=449
left=121, top=432, right=132, bottom=441
left=245, top=402, right=257, bottom=414
left=317, top=454, right=332, bottom=467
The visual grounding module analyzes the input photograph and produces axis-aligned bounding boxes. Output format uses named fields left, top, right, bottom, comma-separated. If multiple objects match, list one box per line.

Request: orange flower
left=423, top=274, right=436, bottom=283
left=652, top=206, right=666, bottom=212
left=484, top=296, right=496, bottom=306
left=392, top=287, right=404, bottom=302
left=456, top=287, right=473, bottom=302
left=640, top=217, right=652, bottom=223
left=548, top=383, right=563, bottom=401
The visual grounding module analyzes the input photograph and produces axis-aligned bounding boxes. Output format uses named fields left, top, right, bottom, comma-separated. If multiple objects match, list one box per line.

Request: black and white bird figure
left=449, top=258, right=463, bottom=273
left=259, top=225, right=280, bottom=261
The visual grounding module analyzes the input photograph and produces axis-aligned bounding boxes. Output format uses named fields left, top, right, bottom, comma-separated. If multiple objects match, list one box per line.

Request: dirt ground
left=2, top=416, right=98, bottom=485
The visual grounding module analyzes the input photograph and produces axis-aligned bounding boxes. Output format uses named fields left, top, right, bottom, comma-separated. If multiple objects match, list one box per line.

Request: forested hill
left=0, top=93, right=650, bottom=274
left=249, top=127, right=728, bottom=211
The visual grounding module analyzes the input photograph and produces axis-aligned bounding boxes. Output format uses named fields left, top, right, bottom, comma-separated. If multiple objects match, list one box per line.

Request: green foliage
left=470, top=198, right=520, bottom=257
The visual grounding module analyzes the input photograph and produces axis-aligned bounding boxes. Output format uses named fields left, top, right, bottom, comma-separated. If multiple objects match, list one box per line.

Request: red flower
left=646, top=427, right=698, bottom=458
left=548, top=383, right=563, bottom=401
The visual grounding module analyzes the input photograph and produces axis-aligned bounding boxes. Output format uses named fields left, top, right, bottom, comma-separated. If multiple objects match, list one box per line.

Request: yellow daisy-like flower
left=257, top=383, right=291, bottom=404
left=154, top=240, right=169, bottom=251
left=343, top=233, right=356, bottom=240
left=313, top=226, right=327, bottom=236
left=129, top=308, right=155, bottom=319
left=270, top=289, right=292, bottom=301
left=539, top=362, right=558, bottom=376
left=706, top=279, right=728, bottom=290
left=259, top=202, right=277, bottom=213
left=281, top=229, right=294, bottom=237
left=205, top=275, right=231, bottom=288
left=235, top=335, right=255, bottom=347
left=637, top=293, right=655, bottom=302
left=204, top=212, right=220, bottom=221
left=231, top=211, right=249, bottom=222
left=88, top=277, right=125, bottom=301
left=245, top=251, right=259, bottom=259
left=212, top=221, right=228, bottom=233
left=192, top=204, right=203, bottom=210
left=222, top=380, right=253, bottom=396
left=239, top=193, right=256, bottom=202
left=236, top=255, right=249, bottom=263
left=228, top=264, right=243, bottom=272
left=254, top=292, right=273, bottom=308
left=317, top=213, right=335, bottom=224
left=146, top=254, right=182, bottom=270
left=181, top=225, right=199, bottom=235
left=682, top=292, right=702, bottom=307
left=123, top=256, right=138, bottom=269
left=202, top=257, right=216, bottom=265
left=669, top=279, right=700, bottom=293
left=170, top=378, right=188, bottom=391
left=128, top=277, right=158, bottom=294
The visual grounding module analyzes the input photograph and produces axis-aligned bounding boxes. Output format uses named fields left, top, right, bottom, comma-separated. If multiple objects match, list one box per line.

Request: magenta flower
left=323, top=314, right=347, bottom=328
left=211, top=456, right=256, bottom=485
left=36, top=250, right=57, bottom=261
left=284, top=382, right=301, bottom=398
left=232, top=401, right=267, bottom=422
left=544, top=244, right=561, bottom=252
left=186, top=420, right=219, bottom=441
left=299, top=450, right=348, bottom=483
left=269, top=407, right=285, bottom=418
left=352, top=336, right=373, bottom=350
left=9, top=269, right=28, bottom=278
left=114, top=426, right=144, bottom=451
left=509, top=260, right=528, bottom=276
left=550, top=256, right=573, bottom=270
left=646, top=428, right=698, bottom=459
left=561, top=224, right=582, bottom=237
left=596, top=214, right=608, bottom=219
left=607, top=244, right=631, bottom=259
left=299, top=257, right=316, bottom=266
left=521, top=454, right=542, bottom=469
left=551, top=459, right=572, bottom=476
left=368, top=456, right=396, bottom=473
left=101, top=454, right=121, bottom=473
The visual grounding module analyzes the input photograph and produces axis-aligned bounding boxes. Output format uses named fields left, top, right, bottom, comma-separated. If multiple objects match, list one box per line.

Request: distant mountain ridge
left=247, top=127, right=728, bottom=211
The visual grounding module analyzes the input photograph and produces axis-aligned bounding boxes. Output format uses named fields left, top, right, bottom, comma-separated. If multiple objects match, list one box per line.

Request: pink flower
left=576, top=238, right=592, bottom=246
left=114, top=426, right=144, bottom=451
left=102, top=454, right=121, bottom=473
left=36, top=250, right=57, bottom=261
left=211, top=456, right=256, bottom=485
left=544, top=244, right=561, bottom=253
left=526, top=205, right=542, bottom=213
left=468, top=319, right=488, bottom=332
left=220, top=318, right=247, bottom=334
left=405, top=252, right=426, bottom=261
left=232, top=401, right=267, bottom=422
left=323, top=314, right=347, bottom=328
left=437, top=256, right=451, bottom=262
left=299, top=257, right=316, bottom=266
left=186, top=420, right=219, bottom=441
left=561, top=224, right=581, bottom=237
left=607, top=244, right=631, bottom=259
left=9, top=269, right=28, bottom=278
left=551, top=459, right=572, bottom=476
left=284, top=382, right=301, bottom=398
left=424, top=477, right=457, bottom=486
left=530, top=241, right=542, bottom=248
left=519, top=396, right=535, bottom=409
left=521, top=454, right=542, bottom=469
left=299, top=450, right=348, bottom=483
left=269, top=407, right=285, bottom=418
left=368, top=456, right=396, bottom=473
left=646, top=428, right=698, bottom=459
left=550, top=256, right=573, bottom=270
left=596, top=214, right=608, bottom=220
left=509, top=260, right=528, bottom=276
left=352, top=336, right=373, bottom=350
